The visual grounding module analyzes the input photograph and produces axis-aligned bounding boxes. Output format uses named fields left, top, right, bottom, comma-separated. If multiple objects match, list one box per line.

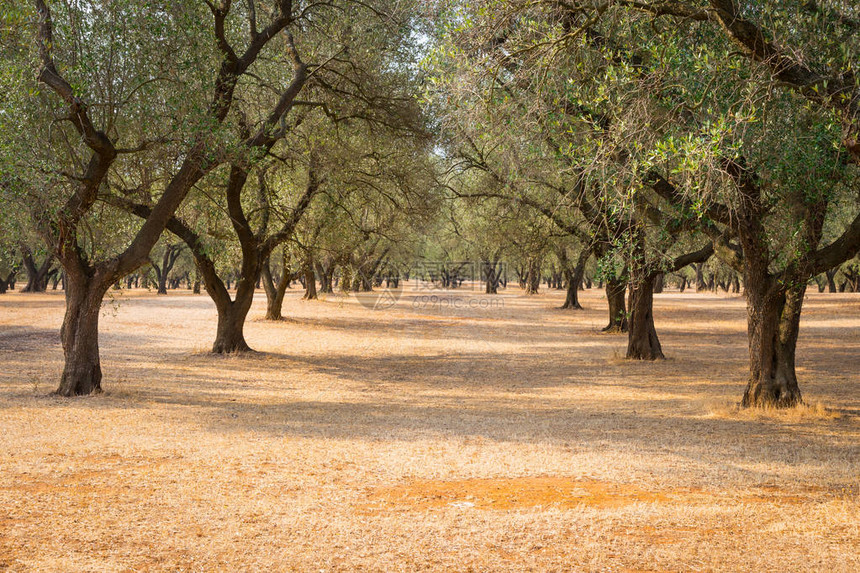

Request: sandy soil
left=0, top=284, right=858, bottom=572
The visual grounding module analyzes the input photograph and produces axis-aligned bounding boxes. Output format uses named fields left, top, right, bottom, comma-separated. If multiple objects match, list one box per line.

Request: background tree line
left=1, top=0, right=858, bottom=408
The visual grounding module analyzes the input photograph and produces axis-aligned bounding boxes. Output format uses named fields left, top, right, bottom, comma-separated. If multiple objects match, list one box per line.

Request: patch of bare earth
left=1, top=286, right=859, bottom=571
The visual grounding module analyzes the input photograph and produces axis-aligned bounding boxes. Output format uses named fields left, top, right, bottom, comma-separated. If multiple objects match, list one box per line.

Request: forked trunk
left=316, top=261, right=334, bottom=294
left=21, top=245, right=53, bottom=293
left=560, top=249, right=587, bottom=310
left=156, top=272, right=168, bottom=295
left=212, top=296, right=253, bottom=354
left=261, top=260, right=290, bottom=320
left=742, top=283, right=804, bottom=408
left=484, top=261, right=499, bottom=294
left=626, top=274, right=664, bottom=360
left=302, top=255, right=317, bottom=300
left=0, top=270, right=14, bottom=294
left=56, top=276, right=109, bottom=396
left=603, top=279, right=628, bottom=332
left=561, top=273, right=581, bottom=309
left=825, top=269, right=837, bottom=293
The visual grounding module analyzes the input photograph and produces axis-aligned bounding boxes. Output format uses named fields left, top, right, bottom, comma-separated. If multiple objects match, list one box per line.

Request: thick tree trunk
left=652, top=272, right=664, bottom=294
left=678, top=275, right=687, bottom=292
left=551, top=267, right=564, bottom=290
left=316, top=261, right=334, bottom=294
left=603, top=279, right=628, bottom=332
left=156, top=269, right=168, bottom=295
left=824, top=269, right=837, bottom=293
left=561, top=271, right=581, bottom=309
left=484, top=260, right=500, bottom=294
left=845, top=269, right=860, bottom=292
left=0, top=270, right=16, bottom=294
left=560, top=249, right=588, bottom=310
left=742, top=282, right=804, bottom=408
left=814, top=276, right=826, bottom=293
left=261, top=259, right=278, bottom=317
left=695, top=263, right=706, bottom=291
left=626, top=273, right=664, bottom=360
left=210, top=278, right=256, bottom=354
left=340, top=266, right=353, bottom=293
left=302, top=256, right=317, bottom=300
left=517, top=264, right=527, bottom=289
left=212, top=302, right=252, bottom=353
left=525, top=257, right=541, bottom=295
left=56, top=276, right=109, bottom=396
left=153, top=244, right=182, bottom=295
left=21, top=246, right=54, bottom=293
left=261, top=257, right=290, bottom=320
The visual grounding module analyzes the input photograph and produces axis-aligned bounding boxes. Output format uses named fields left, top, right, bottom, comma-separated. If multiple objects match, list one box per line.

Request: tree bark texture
left=603, top=279, right=628, bottom=332
left=626, top=273, right=664, bottom=360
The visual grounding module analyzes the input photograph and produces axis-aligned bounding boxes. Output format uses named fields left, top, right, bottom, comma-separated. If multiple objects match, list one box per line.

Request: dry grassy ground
left=0, top=284, right=858, bottom=572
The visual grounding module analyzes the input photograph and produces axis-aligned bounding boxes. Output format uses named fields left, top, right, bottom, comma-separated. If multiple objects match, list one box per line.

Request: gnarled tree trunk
left=824, top=269, right=838, bottom=293
left=211, top=281, right=255, bottom=354
left=0, top=270, right=16, bottom=294
left=212, top=306, right=252, bottom=353
left=626, top=273, right=664, bottom=360
left=261, top=255, right=290, bottom=320
left=525, top=257, right=541, bottom=295
left=56, top=274, right=109, bottom=396
left=561, top=271, right=581, bottom=309
left=20, top=244, right=54, bottom=293
left=742, top=281, right=804, bottom=408
left=603, top=278, right=628, bottom=332
left=302, top=255, right=317, bottom=300
left=483, top=259, right=502, bottom=294
left=316, top=261, right=334, bottom=294
left=561, top=248, right=589, bottom=310
left=151, top=243, right=182, bottom=295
